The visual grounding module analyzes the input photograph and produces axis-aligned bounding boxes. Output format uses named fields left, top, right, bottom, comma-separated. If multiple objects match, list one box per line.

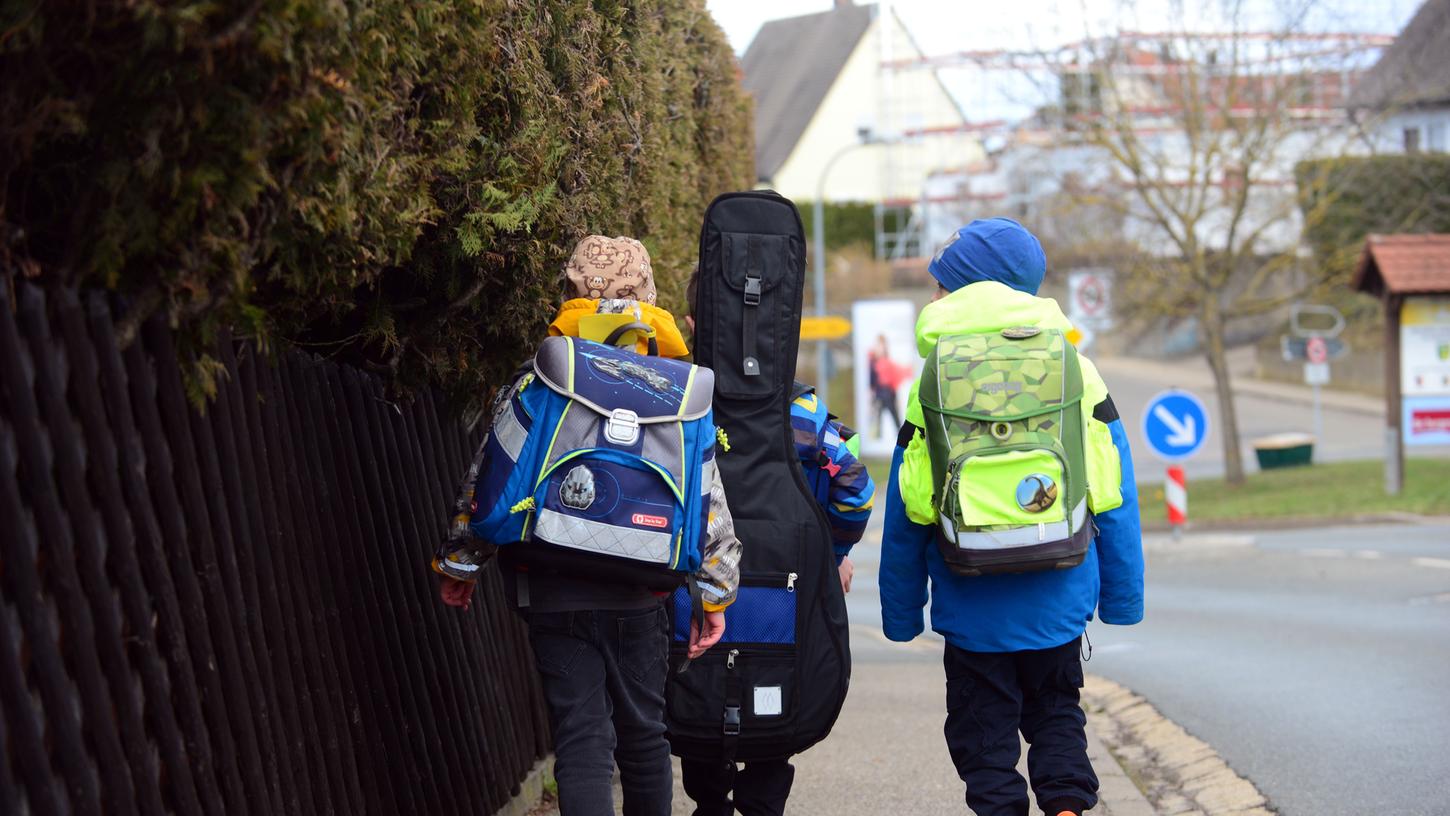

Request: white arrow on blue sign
left=1141, top=390, right=1210, bottom=461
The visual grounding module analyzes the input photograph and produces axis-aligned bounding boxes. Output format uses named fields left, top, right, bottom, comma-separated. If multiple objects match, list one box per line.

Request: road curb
left=1140, top=511, right=1450, bottom=534
left=1083, top=707, right=1158, bottom=815
left=1084, top=675, right=1275, bottom=816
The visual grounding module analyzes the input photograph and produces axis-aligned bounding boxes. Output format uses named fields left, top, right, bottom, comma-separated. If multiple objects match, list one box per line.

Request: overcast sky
left=704, top=0, right=1422, bottom=122
left=704, top=0, right=1421, bottom=57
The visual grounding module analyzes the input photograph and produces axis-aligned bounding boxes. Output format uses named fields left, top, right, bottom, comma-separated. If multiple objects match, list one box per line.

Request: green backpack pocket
left=952, top=449, right=1068, bottom=527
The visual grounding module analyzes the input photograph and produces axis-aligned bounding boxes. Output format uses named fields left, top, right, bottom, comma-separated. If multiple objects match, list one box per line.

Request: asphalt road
left=1084, top=523, right=1450, bottom=816
left=1093, top=352, right=1410, bottom=482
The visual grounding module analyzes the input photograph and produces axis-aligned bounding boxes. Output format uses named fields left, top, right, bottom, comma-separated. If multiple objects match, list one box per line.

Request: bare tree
left=1037, top=1, right=1384, bottom=483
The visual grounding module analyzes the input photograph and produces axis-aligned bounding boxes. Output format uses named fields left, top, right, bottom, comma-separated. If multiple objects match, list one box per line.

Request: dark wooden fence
left=0, top=280, right=550, bottom=815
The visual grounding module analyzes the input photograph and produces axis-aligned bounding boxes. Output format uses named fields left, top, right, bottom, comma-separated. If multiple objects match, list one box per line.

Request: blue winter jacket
left=879, top=417, right=1142, bottom=652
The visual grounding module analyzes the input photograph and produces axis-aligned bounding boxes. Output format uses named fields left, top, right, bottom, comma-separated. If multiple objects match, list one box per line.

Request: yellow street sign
left=800, top=315, right=852, bottom=341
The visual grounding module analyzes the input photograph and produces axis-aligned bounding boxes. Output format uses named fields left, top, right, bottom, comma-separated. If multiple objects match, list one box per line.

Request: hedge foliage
left=798, top=201, right=878, bottom=254
left=1, top=0, right=753, bottom=403
left=1297, top=154, right=1450, bottom=286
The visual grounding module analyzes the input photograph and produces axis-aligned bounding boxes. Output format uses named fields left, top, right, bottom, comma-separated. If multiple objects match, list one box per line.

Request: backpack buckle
left=605, top=409, right=641, bottom=446
left=723, top=705, right=741, bottom=735
left=743, top=276, right=762, bottom=306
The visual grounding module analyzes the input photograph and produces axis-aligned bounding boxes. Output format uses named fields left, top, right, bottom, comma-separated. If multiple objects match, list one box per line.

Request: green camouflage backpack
left=918, top=326, right=1092, bottom=576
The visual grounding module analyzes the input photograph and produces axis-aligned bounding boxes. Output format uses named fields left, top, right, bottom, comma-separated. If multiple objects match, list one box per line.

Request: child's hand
left=838, top=557, right=854, bottom=594
left=687, top=610, right=726, bottom=658
left=438, top=576, right=476, bottom=610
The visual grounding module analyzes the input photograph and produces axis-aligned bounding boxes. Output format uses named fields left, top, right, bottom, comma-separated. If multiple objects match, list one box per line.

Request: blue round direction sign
left=1141, top=390, right=1210, bottom=461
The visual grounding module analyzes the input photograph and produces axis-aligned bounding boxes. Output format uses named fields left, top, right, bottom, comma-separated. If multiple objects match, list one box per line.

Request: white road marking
left=1353, top=550, right=1384, bottom=560
left=1412, top=557, right=1450, bottom=570
left=1409, top=592, right=1450, bottom=607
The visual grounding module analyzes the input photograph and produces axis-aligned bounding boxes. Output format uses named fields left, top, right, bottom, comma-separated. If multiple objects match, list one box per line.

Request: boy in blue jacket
left=678, top=272, right=876, bottom=816
left=879, top=218, right=1143, bottom=816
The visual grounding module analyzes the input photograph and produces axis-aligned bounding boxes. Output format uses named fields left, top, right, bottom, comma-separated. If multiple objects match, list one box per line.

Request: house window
left=1428, top=122, right=1446, bottom=153
left=1061, top=72, right=1103, bottom=117
left=1403, top=126, right=1421, bottom=153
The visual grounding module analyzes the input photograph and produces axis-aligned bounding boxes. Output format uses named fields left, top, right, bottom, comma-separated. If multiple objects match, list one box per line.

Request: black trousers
left=680, top=758, right=795, bottom=816
left=943, top=637, right=1098, bottom=816
left=528, top=606, right=673, bottom=816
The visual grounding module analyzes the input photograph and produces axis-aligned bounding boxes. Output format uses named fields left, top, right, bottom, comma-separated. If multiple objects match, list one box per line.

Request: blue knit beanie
left=927, top=218, right=1046, bottom=295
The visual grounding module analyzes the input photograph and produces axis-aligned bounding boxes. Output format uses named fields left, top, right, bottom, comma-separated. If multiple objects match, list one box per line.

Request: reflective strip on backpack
left=493, top=399, right=530, bottom=462
left=534, top=508, right=673, bottom=564
left=641, top=423, right=687, bottom=489
left=940, top=498, right=1088, bottom=550
left=699, top=456, right=717, bottom=498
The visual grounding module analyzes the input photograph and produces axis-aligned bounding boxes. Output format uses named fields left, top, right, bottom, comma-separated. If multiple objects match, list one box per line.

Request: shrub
left=1, top=0, right=753, bottom=403
left=1294, top=154, right=1450, bottom=334
left=1297, top=155, right=1450, bottom=283
left=797, top=200, right=881, bottom=254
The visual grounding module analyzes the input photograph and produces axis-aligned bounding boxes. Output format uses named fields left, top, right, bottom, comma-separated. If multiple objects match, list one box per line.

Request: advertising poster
left=851, top=299, right=922, bottom=458
left=1401, top=296, right=1450, bottom=397
left=1403, top=396, right=1450, bottom=447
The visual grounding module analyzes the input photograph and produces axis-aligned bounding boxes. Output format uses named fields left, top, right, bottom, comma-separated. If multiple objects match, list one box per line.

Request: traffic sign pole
left=1305, top=335, right=1328, bottom=453
left=1165, top=465, right=1187, bottom=538
left=1313, top=380, right=1321, bottom=455
left=1143, top=389, right=1208, bottom=544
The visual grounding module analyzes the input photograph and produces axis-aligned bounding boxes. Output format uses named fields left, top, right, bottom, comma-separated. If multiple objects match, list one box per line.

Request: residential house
left=1349, top=0, right=1450, bottom=153
left=740, top=0, right=982, bottom=205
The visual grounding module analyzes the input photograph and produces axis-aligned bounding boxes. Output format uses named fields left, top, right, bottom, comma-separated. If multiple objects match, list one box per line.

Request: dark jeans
left=680, top=758, right=795, bottom=816
left=943, top=637, right=1098, bottom=816
left=529, top=605, right=673, bottom=816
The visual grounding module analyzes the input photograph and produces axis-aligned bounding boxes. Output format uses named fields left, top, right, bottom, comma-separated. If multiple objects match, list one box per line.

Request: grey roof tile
left=740, top=4, right=876, bottom=182
left=1350, top=0, right=1450, bottom=109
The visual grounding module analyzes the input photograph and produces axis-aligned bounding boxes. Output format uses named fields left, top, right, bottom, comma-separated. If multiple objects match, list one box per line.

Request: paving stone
left=1171, top=756, right=1227, bottom=783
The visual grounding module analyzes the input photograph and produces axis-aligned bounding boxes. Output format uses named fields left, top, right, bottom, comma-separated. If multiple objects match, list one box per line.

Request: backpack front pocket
left=952, top=449, right=1068, bottom=527
left=670, top=572, right=799, bottom=646
left=666, top=647, right=797, bottom=733
left=533, top=451, right=683, bottom=566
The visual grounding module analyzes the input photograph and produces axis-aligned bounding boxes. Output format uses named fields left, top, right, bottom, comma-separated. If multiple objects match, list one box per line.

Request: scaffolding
left=872, top=20, right=1393, bottom=259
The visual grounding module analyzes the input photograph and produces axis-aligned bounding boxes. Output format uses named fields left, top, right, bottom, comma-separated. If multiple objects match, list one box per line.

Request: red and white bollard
left=1165, top=465, right=1187, bottom=538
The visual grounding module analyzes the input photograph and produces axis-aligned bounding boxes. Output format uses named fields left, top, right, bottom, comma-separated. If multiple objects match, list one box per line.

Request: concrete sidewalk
left=638, top=633, right=1155, bottom=815
left=728, top=632, right=1154, bottom=816
left=529, top=637, right=1159, bottom=815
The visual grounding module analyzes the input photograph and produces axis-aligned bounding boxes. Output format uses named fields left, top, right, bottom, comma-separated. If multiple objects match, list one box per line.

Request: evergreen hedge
left=798, top=201, right=879, bottom=253
left=1297, top=154, right=1450, bottom=285
left=1, top=0, right=753, bottom=402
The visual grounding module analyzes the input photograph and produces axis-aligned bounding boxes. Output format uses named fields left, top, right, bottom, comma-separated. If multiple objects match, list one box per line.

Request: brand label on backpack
left=631, top=513, right=669, bottom=528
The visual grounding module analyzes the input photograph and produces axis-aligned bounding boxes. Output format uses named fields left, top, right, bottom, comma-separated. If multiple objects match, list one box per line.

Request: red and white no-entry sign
left=1165, top=465, right=1188, bottom=527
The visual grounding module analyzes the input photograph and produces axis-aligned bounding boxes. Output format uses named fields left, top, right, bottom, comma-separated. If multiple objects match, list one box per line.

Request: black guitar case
left=665, top=191, right=851, bottom=762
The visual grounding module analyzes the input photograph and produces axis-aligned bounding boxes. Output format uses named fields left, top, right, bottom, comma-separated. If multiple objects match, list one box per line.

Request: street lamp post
left=812, top=132, right=879, bottom=398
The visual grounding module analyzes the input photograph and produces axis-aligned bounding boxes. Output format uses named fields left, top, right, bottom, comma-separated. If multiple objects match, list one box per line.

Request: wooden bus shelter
left=1351, top=234, right=1450, bottom=494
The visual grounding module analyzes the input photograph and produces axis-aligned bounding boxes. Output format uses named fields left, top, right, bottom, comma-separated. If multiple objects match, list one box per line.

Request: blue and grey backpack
left=469, top=334, right=717, bottom=588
